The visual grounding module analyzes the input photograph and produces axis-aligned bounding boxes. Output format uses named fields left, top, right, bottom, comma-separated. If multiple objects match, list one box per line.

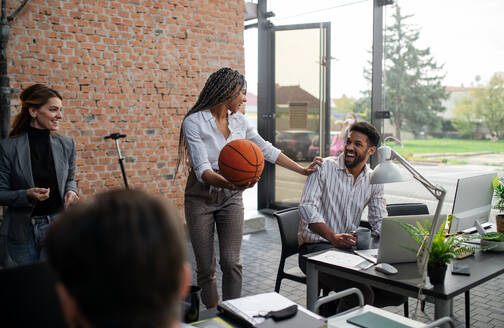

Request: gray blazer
left=0, top=132, right=77, bottom=243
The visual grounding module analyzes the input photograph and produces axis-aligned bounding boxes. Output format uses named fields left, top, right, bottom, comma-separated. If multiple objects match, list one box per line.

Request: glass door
left=259, top=22, right=330, bottom=210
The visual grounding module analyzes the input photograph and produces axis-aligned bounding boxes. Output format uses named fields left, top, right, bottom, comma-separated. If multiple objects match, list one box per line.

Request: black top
left=27, top=126, right=62, bottom=216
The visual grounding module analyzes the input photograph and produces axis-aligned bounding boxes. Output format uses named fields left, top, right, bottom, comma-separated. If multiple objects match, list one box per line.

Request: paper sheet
left=309, top=250, right=373, bottom=270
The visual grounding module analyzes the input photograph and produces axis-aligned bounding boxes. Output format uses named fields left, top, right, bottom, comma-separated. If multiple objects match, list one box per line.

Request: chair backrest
left=274, top=207, right=301, bottom=259
left=386, top=203, right=429, bottom=216
left=0, top=262, right=68, bottom=327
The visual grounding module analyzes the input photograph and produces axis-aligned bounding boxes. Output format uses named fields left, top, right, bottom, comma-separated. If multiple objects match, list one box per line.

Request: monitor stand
left=462, top=222, right=493, bottom=234
left=463, top=221, right=495, bottom=245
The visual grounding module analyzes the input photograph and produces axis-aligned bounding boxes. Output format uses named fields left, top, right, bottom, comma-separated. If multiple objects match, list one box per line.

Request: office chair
left=0, top=262, right=68, bottom=327
left=359, top=203, right=429, bottom=231
left=386, top=203, right=429, bottom=217
left=273, top=207, right=306, bottom=292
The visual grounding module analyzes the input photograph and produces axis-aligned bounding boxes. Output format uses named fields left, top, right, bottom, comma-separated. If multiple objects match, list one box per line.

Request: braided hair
left=175, top=67, right=246, bottom=176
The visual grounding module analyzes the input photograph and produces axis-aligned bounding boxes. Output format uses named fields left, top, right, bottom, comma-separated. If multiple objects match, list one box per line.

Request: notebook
left=347, top=312, right=412, bottom=328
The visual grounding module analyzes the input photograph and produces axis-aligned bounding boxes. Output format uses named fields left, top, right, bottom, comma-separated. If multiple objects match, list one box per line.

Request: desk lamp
left=370, top=146, right=446, bottom=300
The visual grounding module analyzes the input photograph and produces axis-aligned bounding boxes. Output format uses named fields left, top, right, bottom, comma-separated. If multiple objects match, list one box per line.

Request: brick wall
left=6, top=0, right=245, bottom=210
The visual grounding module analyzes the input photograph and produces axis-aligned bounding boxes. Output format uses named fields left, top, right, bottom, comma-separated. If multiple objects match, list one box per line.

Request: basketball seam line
left=227, top=144, right=257, bottom=167
left=250, top=141, right=258, bottom=177
left=220, top=161, right=260, bottom=173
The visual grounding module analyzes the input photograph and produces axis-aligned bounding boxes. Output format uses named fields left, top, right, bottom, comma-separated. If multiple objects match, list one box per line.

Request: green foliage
left=333, top=95, right=356, bottom=114
left=396, top=219, right=485, bottom=266
left=493, top=176, right=504, bottom=212
left=474, top=74, right=504, bottom=139
left=358, top=2, right=449, bottom=140
left=382, top=3, right=448, bottom=140
left=452, top=94, right=479, bottom=138
left=385, top=138, right=504, bottom=156
left=352, top=96, right=371, bottom=119
left=450, top=73, right=504, bottom=139
left=481, top=232, right=504, bottom=242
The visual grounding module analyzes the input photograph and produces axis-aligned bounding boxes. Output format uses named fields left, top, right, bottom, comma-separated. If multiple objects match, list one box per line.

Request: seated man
left=46, top=189, right=192, bottom=328
left=298, top=121, right=405, bottom=308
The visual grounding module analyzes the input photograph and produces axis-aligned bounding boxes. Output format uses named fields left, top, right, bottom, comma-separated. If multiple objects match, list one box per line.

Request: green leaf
left=492, top=175, right=501, bottom=189
left=396, top=217, right=491, bottom=265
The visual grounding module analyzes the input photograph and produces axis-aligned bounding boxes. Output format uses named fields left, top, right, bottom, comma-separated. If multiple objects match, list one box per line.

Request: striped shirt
left=298, top=155, right=387, bottom=246
left=183, top=110, right=281, bottom=183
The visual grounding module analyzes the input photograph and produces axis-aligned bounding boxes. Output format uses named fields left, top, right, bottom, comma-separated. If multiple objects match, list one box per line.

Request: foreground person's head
left=47, top=189, right=190, bottom=328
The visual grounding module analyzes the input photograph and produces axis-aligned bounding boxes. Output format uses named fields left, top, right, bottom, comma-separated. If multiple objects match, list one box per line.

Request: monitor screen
left=450, top=173, right=497, bottom=233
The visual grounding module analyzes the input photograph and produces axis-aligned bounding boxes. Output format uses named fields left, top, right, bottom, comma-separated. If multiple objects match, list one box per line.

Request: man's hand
left=27, top=187, right=50, bottom=202
left=64, top=190, right=79, bottom=208
left=329, top=233, right=356, bottom=248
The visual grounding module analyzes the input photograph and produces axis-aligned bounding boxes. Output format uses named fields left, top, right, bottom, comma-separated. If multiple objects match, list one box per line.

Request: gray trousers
left=185, top=170, right=244, bottom=307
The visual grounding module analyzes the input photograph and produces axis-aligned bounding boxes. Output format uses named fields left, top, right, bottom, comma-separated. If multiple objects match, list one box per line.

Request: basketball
left=218, top=139, right=264, bottom=186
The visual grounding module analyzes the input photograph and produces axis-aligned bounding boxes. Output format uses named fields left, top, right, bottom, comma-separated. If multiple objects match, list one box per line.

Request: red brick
left=7, top=0, right=245, bottom=211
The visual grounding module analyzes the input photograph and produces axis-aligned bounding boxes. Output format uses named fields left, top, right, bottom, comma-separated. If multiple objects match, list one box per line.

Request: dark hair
left=349, top=121, right=381, bottom=147
left=47, top=189, right=186, bottom=328
left=175, top=67, right=246, bottom=176
left=10, top=84, right=62, bottom=137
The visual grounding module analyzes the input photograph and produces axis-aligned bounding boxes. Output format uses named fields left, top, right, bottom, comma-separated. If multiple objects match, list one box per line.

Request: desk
left=305, top=250, right=504, bottom=326
left=197, top=297, right=437, bottom=328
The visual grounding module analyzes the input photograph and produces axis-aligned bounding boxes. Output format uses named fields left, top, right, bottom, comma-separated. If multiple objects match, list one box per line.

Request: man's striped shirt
left=298, top=155, right=387, bottom=246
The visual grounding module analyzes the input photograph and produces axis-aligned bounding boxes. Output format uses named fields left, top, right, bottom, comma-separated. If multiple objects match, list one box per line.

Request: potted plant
left=397, top=218, right=484, bottom=284
left=493, top=176, right=504, bottom=233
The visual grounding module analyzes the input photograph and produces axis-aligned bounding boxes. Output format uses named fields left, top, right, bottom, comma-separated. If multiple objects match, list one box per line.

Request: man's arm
left=308, top=222, right=356, bottom=248
left=367, top=183, right=388, bottom=233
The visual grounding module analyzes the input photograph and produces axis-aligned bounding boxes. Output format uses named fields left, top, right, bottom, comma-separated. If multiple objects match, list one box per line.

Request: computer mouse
left=374, top=263, right=398, bottom=275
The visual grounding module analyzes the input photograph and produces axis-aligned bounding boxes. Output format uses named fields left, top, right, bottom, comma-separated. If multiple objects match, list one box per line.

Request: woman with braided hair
left=177, top=67, right=322, bottom=308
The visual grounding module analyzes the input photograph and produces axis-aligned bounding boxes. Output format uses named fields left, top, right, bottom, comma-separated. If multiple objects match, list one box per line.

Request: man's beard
left=344, top=149, right=367, bottom=169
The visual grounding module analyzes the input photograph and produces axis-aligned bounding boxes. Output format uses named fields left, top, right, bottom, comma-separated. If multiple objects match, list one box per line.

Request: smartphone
left=452, top=263, right=470, bottom=276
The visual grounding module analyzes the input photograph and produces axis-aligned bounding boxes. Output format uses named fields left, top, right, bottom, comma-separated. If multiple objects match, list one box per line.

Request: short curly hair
left=349, top=121, right=381, bottom=147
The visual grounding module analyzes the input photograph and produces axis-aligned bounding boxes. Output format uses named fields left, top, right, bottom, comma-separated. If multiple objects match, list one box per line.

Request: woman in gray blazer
left=0, top=84, right=78, bottom=266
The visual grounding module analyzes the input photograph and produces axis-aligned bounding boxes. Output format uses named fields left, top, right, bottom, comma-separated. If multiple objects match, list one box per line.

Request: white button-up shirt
left=183, top=110, right=281, bottom=183
left=298, top=155, right=387, bottom=246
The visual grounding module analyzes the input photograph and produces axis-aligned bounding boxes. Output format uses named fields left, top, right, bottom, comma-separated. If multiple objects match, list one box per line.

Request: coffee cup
left=355, top=227, right=371, bottom=250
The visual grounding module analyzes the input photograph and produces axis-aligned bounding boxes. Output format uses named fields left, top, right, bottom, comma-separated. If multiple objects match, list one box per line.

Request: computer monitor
left=449, top=172, right=497, bottom=233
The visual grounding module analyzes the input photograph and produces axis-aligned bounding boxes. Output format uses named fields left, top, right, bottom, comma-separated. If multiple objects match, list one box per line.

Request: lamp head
left=370, top=146, right=406, bottom=184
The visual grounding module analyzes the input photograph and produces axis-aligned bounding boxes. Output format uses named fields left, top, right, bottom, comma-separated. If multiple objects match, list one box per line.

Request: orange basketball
left=218, top=139, right=264, bottom=186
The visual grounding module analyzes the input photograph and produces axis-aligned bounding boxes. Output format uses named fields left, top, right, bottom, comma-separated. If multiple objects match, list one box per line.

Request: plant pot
left=427, top=263, right=447, bottom=285
left=496, top=214, right=504, bottom=233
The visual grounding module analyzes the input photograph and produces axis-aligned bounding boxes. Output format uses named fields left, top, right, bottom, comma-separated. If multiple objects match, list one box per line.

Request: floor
left=186, top=214, right=504, bottom=328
